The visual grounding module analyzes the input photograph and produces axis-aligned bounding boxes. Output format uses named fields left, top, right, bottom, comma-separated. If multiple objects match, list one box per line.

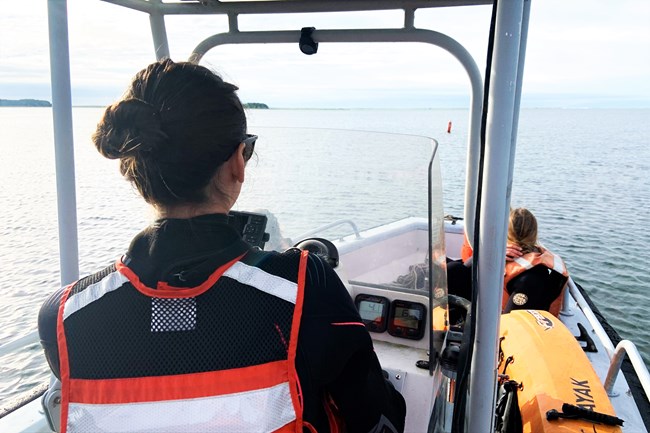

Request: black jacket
left=38, top=213, right=406, bottom=433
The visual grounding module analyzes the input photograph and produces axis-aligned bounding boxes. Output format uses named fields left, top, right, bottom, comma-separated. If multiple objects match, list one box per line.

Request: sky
left=1, top=0, right=649, bottom=109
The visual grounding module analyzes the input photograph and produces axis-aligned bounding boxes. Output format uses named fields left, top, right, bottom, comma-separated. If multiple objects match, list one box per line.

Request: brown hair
left=92, top=59, right=247, bottom=207
left=507, top=208, right=540, bottom=254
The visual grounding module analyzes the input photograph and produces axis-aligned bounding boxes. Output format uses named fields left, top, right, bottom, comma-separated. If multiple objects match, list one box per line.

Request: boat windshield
left=237, top=127, right=448, bottom=354
left=237, top=127, right=440, bottom=249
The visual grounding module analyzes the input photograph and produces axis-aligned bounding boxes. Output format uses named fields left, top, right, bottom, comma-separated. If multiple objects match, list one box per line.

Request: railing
left=291, top=219, right=361, bottom=243
left=568, top=278, right=616, bottom=356
left=0, top=382, right=48, bottom=421
left=604, top=340, right=650, bottom=397
left=568, top=278, right=650, bottom=400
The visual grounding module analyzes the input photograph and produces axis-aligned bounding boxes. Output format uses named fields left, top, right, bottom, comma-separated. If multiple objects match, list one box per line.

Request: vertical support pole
left=228, top=13, right=240, bottom=33
left=149, top=0, right=170, bottom=60
left=462, top=74, right=484, bottom=248
left=468, top=1, right=526, bottom=431
left=47, top=0, right=79, bottom=286
left=505, top=0, right=531, bottom=197
left=404, top=8, right=415, bottom=30
left=150, top=14, right=170, bottom=60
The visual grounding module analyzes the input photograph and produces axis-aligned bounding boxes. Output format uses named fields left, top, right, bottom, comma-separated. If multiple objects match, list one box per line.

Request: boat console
left=307, top=217, right=452, bottom=432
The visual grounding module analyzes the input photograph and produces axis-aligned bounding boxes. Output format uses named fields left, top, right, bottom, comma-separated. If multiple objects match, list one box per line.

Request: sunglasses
left=242, top=134, right=257, bottom=162
left=223, top=134, right=257, bottom=162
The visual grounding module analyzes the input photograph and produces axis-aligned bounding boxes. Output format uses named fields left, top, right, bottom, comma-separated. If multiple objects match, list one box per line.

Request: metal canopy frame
left=105, top=0, right=490, bottom=266
left=104, top=0, right=493, bottom=15
left=191, top=30, right=485, bottom=244
left=46, top=0, right=530, bottom=431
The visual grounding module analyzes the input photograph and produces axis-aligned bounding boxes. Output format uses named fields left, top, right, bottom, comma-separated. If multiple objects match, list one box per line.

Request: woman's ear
left=226, top=142, right=246, bottom=184
left=214, top=142, right=245, bottom=199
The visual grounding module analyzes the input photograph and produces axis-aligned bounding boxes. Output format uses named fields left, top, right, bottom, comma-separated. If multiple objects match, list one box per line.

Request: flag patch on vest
left=151, top=297, right=197, bottom=332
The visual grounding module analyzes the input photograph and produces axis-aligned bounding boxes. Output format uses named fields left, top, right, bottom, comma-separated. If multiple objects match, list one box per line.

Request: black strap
left=546, top=403, right=624, bottom=426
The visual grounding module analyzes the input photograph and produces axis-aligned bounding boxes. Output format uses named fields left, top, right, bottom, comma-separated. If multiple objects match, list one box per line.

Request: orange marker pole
left=447, top=121, right=452, bottom=133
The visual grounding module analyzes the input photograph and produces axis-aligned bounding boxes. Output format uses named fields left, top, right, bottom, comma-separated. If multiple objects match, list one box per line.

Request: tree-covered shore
left=243, top=102, right=269, bottom=109
left=0, top=99, right=52, bottom=107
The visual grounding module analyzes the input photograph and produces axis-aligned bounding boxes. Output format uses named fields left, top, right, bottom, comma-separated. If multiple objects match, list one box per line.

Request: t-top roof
left=104, top=0, right=493, bottom=16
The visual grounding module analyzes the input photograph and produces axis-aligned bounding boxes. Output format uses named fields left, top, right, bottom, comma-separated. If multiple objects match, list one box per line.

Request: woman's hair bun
left=91, top=59, right=247, bottom=207
left=93, top=98, right=168, bottom=159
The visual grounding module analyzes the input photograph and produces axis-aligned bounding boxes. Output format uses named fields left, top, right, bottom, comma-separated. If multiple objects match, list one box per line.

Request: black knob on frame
left=299, top=27, right=318, bottom=55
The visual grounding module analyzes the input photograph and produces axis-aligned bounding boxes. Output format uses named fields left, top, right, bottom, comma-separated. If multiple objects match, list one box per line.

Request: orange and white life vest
left=502, top=248, right=569, bottom=316
left=57, top=250, right=311, bottom=433
left=460, top=234, right=473, bottom=263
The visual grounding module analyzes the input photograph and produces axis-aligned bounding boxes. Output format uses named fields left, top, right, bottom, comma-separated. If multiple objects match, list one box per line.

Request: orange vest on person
left=56, top=250, right=322, bottom=433
left=460, top=234, right=473, bottom=263
left=502, top=248, right=569, bottom=316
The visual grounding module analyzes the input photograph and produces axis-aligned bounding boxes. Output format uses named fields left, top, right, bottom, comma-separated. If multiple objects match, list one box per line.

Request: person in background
left=38, top=59, right=405, bottom=433
left=502, top=207, right=569, bottom=315
left=447, top=208, right=569, bottom=316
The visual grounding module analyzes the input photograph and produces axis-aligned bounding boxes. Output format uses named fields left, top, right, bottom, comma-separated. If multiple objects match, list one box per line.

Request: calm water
left=0, top=107, right=649, bottom=403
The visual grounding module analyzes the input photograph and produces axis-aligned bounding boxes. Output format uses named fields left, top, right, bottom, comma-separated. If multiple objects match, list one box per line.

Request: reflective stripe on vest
left=511, top=251, right=565, bottom=276
left=62, top=271, right=129, bottom=320
left=57, top=250, right=309, bottom=433
left=223, top=261, right=298, bottom=304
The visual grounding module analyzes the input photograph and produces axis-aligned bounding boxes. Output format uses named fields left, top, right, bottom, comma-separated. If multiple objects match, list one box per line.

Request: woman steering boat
left=37, top=59, right=406, bottom=433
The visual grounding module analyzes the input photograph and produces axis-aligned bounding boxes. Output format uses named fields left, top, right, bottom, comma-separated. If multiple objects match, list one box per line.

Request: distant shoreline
left=0, top=99, right=51, bottom=107
left=243, top=102, right=269, bottom=109
left=4, top=103, right=649, bottom=111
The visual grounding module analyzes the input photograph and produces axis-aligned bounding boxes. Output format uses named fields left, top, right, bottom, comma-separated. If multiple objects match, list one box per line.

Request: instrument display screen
left=388, top=300, right=426, bottom=340
left=355, top=295, right=389, bottom=333
left=393, top=306, right=422, bottom=330
left=359, top=300, right=384, bottom=321
left=355, top=295, right=426, bottom=339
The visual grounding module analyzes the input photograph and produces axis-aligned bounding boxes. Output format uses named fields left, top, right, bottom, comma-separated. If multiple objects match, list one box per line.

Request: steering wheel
left=444, top=294, right=472, bottom=329
left=293, top=237, right=339, bottom=268
left=446, top=294, right=472, bottom=311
